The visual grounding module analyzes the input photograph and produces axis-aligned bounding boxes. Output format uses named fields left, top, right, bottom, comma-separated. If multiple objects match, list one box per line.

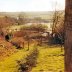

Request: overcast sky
left=0, top=0, right=65, bottom=12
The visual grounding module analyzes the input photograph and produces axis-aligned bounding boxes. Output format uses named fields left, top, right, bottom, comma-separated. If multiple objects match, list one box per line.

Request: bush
left=18, top=47, right=39, bottom=72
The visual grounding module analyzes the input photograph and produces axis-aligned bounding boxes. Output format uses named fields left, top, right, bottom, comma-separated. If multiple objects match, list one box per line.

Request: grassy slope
left=31, top=45, right=64, bottom=72
left=0, top=45, right=34, bottom=72
left=0, top=45, right=64, bottom=72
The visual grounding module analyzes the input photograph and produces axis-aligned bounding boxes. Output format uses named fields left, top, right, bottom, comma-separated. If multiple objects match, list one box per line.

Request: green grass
left=31, top=45, right=64, bottom=72
left=0, top=45, right=64, bottom=72
left=0, top=45, right=34, bottom=72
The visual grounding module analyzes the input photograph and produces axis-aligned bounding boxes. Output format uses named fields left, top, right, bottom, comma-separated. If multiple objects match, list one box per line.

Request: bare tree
left=51, top=2, right=65, bottom=46
left=17, top=13, right=26, bottom=25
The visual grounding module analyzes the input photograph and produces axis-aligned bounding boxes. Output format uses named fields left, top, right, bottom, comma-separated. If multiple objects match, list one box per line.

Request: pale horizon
left=0, top=0, right=65, bottom=12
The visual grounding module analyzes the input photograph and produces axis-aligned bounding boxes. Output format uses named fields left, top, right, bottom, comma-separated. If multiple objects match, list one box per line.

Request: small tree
left=17, top=13, right=26, bottom=25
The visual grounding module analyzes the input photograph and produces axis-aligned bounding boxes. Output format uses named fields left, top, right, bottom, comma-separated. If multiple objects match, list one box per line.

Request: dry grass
left=0, top=38, right=17, bottom=61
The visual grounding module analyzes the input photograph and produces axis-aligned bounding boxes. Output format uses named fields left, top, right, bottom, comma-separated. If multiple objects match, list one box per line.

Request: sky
left=0, top=0, right=65, bottom=12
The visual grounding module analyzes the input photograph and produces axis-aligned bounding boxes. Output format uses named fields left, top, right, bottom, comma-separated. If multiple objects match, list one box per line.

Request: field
left=0, top=45, right=64, bottom=72
left=31, top=45, right=64, bottom=72
left=0, top=11, right=64, bottom=72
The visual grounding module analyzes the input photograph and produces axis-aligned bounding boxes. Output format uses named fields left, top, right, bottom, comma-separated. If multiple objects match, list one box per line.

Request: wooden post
left=27, top=39, right=29, bottom=51
left=65, top=0, right=72, bottom=72
left=23, top=42, right=24, bottom=49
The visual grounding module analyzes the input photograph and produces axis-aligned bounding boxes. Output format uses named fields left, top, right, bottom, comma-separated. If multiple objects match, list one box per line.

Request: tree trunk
left=65, top=0, right=72, bottom=72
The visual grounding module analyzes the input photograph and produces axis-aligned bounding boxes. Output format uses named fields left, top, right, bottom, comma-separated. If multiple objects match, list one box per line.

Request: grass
left=0, top=44, right=34, bottom=72
left=0, top=45, right=64, bottom=72
left=31, top=45, right=64, bottom=72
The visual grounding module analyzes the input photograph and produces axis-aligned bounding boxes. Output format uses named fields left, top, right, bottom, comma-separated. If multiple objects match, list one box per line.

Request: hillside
left=0, top=45, right=64, bottom=72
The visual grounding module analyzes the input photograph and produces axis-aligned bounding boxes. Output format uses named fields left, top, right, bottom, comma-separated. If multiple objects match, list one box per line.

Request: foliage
left=51, top=11, right=65, bottom=44
left=52, top=11, right=64, bottom=33
left=18, top=46, right=39, bottom=72
left=21, top=24, right=48, bottom=32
